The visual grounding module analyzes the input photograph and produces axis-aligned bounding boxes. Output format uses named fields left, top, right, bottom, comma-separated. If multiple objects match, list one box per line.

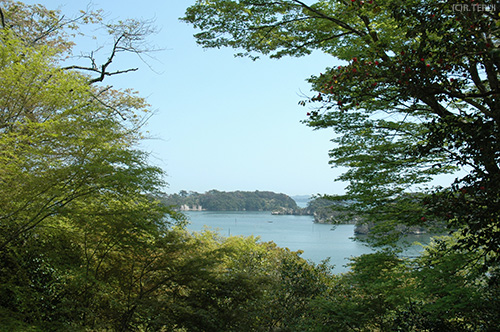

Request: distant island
left=159, top=190, right=355, bottom=222
left=159, top=190, right=302, bottom=213
left=160, top=190, right=434, bottom=235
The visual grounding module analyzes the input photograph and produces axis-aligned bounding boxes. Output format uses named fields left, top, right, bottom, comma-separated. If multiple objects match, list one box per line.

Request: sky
left=21, top=0, right=347, bottom=197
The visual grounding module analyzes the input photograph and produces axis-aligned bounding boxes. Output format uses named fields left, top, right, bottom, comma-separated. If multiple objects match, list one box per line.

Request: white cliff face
left=179, top=204, right=204, bottom=211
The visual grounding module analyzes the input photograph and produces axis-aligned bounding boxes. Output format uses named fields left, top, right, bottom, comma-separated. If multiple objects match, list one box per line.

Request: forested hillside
left=305, top=196, right=356, bottom=224
left=1, top=1, right=499, bottom=331
left=161, top=190, right=299, bottom=211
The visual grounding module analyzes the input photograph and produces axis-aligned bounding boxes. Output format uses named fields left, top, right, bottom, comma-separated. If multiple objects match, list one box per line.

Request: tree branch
left=290, top=0, right=366, bottom=37
left=0, top=7, right=5, bottom=28
left=88, top=89, right=128, bottom=120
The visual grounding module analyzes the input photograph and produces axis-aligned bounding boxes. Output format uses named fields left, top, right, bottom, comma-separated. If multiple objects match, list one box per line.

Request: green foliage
left=182, top=0, right=500, bottom=262
left=0, top=2, right=180, bottom=330
left=305, top=195, right=360, bottom=224
left=161, top=189, right=299, bottom=211
left=182, top=1, right=500, bottom=330
left=2, top=1, right=499, bottom=330
left=313, top=252, right=414, bottom=331
left=410, top=234, right=500, bottom=330
left=299, top=244, right=499, bottom=331
left=0, top=3, right=337, bottom=331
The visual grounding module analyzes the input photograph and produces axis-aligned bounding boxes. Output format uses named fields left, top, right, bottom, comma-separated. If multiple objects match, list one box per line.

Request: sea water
left=184, top=210, right=375, bottom=273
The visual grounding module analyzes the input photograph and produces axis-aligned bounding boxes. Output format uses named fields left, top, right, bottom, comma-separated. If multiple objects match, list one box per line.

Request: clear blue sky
left=24, top=0, right=347, bottom=196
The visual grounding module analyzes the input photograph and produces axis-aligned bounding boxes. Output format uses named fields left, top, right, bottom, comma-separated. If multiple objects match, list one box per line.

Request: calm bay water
left=184, top=211, right=375, bottom=273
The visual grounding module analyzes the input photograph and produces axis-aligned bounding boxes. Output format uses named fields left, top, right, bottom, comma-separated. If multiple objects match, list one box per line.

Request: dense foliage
left=162, top=190, right=299, bottom=211
left=0, top=1, right=178, bottom=329
left=1, top=1, right=499, bottom=331
left=0, top=2, right=333, bottom=330
left=182, top=0, right=499, bottom=258
left=181, top=0, right=500, bottom=330
left=304, top=196, right=357, bottom=223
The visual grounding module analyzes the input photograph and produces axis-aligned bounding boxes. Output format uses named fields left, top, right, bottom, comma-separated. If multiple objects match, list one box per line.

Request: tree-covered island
left=160, top=190, right=301, bottom=212
left=1, top=1, right=499, bottom=331
left=160, top=191, right=363, bottom=222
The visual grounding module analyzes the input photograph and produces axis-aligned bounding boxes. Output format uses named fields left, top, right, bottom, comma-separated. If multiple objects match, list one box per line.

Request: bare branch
left=62, top=64, right=138, bottom=84
left=69, top=18, right=160, bottom=84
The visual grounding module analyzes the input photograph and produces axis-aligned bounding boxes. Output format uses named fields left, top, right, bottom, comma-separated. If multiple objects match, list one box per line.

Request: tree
left=0, top=0, right=158, bottom=86
left=298, top=239, right=500, bottom=331
left=410, top=234, right=500, bottom=330
left=0, top=3, right=168, bottom=249
left=0, top=2, right=186, bottom=329
left=179, top=231, right=334, bottom=331
left=303, top=252, right=414, bottom=331
left=182, top=0, right=500, bottom=261
left=160, top=190, right=300, bottom=211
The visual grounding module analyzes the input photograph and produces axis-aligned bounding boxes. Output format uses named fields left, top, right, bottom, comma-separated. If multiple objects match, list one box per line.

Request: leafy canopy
left=182, top=0, right=500, bottom=259
left=0, top=1, right=183, bottom=329
left=0, top=2, right=338, bottom=330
